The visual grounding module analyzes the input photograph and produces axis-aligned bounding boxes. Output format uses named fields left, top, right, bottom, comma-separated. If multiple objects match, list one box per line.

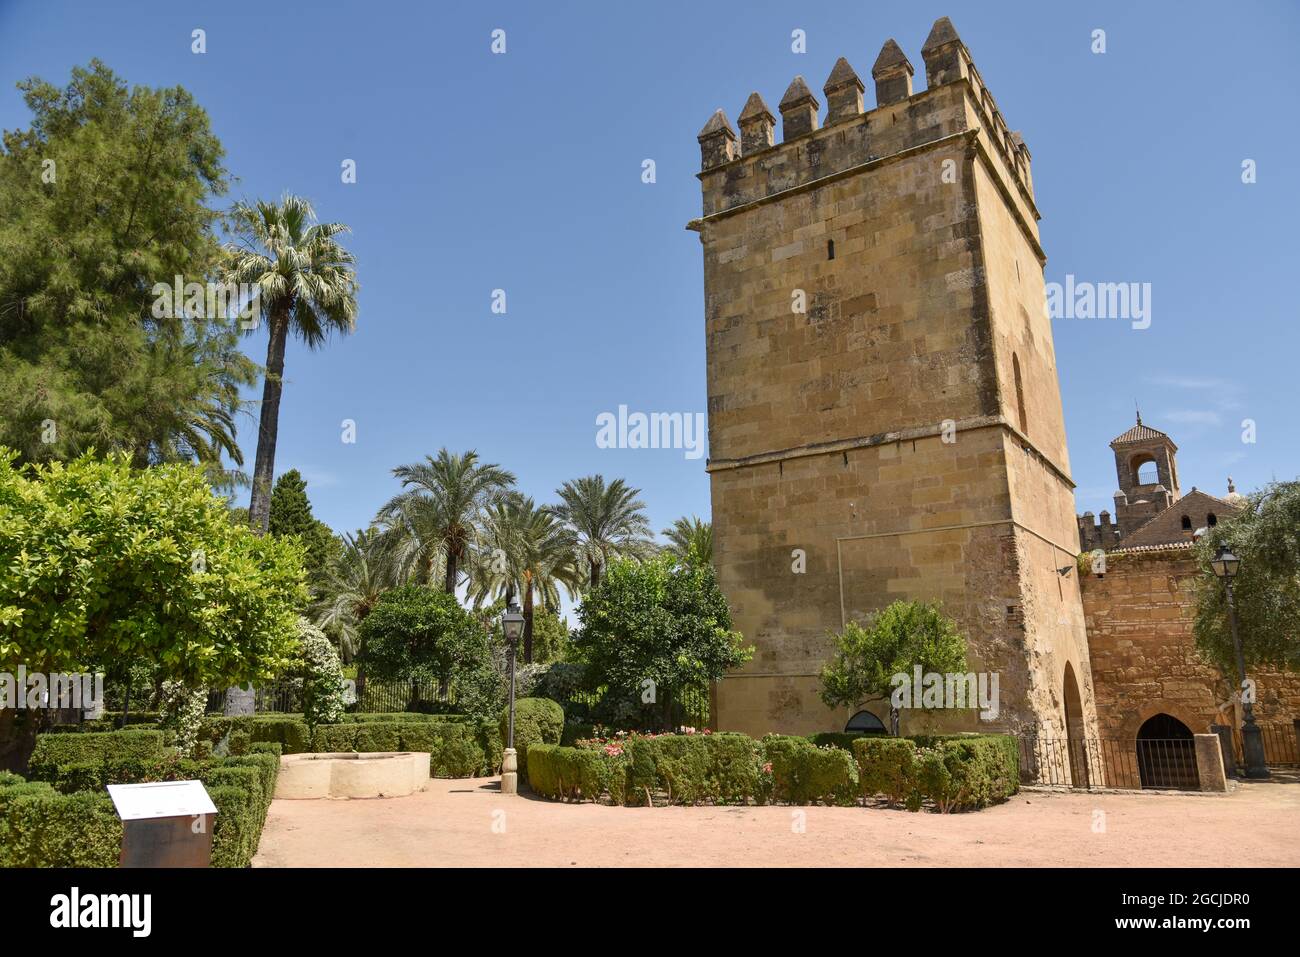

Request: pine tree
left=268, top=469, right=335, bottom=575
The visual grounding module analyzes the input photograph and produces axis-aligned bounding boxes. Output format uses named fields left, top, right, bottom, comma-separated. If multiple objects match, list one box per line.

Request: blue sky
left=2, top=0, right=1297, bottom=548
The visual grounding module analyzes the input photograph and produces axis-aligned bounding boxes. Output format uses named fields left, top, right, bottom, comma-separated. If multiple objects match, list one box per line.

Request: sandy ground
left=252, top=773, right=1300, bottom=868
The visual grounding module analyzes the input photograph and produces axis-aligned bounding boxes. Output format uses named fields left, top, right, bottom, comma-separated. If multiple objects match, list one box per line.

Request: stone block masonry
left=689, top=18, right=1096, bottom=739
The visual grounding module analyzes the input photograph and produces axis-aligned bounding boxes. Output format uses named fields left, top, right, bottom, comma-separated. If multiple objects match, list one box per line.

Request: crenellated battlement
left=691, top=17, right=1036, bottom=226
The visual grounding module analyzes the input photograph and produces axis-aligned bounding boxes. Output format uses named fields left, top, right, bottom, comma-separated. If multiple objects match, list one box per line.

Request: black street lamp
left=1210, top=545, right=1270, bottom=779
left=500, top=601, right=525, bottom=794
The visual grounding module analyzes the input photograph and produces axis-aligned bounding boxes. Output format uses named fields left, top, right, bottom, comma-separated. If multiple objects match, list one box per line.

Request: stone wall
left=1081, top=545, right=1300, bottom=742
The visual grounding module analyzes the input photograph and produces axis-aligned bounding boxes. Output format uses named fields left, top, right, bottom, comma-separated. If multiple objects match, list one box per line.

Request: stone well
left=275, top=752, right=430, bottom=799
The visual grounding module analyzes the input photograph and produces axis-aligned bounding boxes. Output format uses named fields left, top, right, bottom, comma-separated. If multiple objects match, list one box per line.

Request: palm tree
left=469, top=495, right=579, bottom=662
left=552, top=475, right=655, bottom=590
left=662, top=515, right=713, bottom=564
left=224, top=194, right=358, bottom=533
left=313, top=528, right=396, bottom=663
left=377, top=449, right=515, bottom=594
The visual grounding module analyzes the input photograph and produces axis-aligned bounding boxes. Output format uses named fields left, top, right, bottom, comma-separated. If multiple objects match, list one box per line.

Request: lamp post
left=500, top=600, right=525, bottom=794
left=1210, top=545, right=1270, bottom=779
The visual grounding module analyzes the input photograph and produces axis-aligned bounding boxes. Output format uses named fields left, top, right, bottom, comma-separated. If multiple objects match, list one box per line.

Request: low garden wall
left=528, top=731, right=1019, bottom=812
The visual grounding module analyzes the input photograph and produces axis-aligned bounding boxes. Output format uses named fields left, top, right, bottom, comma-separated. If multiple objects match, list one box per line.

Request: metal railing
left=1019, top=736, right=1201, bottom=791
left=1230, top=724, right=1299, bottom=767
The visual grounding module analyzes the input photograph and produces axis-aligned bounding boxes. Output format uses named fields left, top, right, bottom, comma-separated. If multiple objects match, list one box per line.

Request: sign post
left=108, top=780, right=218, bottom=868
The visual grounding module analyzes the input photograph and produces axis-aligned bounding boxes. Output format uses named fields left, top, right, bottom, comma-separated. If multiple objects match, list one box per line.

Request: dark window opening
left=1012, top=354, right=1027, bottom=434
left=1207, top=513, right=1217, bottom=526
left=827, top=239, right=835, bottom=260
left=1181, top=515, right=1192, bottom=530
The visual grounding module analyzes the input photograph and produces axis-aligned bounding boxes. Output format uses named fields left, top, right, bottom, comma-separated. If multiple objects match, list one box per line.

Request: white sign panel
left=107, top=780, right=218, bottom=822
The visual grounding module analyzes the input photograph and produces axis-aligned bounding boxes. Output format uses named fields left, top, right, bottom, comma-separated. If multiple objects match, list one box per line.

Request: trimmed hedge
left=0, top=783, right=122, bottom=867
left=7, top=738, right=282, bottom=868
left=854, top=734, right=1018, bottom=811
left=28, top=730, right=164, bottom=780
left=500, top=698, right=564, bottom=782
left=528, top=732, right=1018, bottom=812
left=764, top=735, right=859, bottom=806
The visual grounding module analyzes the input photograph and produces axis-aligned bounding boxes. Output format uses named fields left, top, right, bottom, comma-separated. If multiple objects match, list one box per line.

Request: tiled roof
left=1110, top=420, right=1173, bottom=447
left=1107, top=540, right=1195, bottom=556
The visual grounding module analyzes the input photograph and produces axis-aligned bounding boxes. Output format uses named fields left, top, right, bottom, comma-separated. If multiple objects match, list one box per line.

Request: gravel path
left=252, top=773, right=1300, bottom=868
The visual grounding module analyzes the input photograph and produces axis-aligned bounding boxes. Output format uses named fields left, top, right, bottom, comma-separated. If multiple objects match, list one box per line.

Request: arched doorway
left=1063, top=663, right=1090, bottom=788
left=844, top=710, right=886, bottom=735
left=1136, top=713, right=1198, bottom=789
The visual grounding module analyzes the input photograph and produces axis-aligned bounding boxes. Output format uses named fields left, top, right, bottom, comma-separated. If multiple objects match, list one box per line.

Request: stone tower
left=688, top=18, right=1098, bottom=740
left=1109, top=415, right=1180, bottom=535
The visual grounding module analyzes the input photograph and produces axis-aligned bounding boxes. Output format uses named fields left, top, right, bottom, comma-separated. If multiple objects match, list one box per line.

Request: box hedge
left=854, top=734, right=1018, bottom=811
left=28, top=730, right=165, bottom=780
left=5, top=740, right=282, bottom=867
left=763, top=735, right=859, bottom=806
left=499, top=698, right=564, bottom=782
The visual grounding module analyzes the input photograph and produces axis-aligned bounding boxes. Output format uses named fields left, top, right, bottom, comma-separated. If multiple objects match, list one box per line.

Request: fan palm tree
left=313, top=528, right=397, bottom=663
left=662, top=515, right=713, bottom=564
left=469, top=495, right=579, bottom=662
left=552, top=475, right=655, bottom=590
left=377, top=449, right=515, bottom=594
left=224, top=194, right=358, bottom=533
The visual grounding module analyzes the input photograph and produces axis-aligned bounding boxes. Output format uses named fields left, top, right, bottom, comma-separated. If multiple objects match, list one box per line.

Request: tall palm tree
left=377, top=449, right=515, bottom=594
left=552, top=475, right=655, bottom=589
left=662, top=515, right=713, bottom=564
left=469, top=495, right=578, bottom=662
left=224, top=194, right=358, bottom=533
left=313, top=528, right=396, bottom=663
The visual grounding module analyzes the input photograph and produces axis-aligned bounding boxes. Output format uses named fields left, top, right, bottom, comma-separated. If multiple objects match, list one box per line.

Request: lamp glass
left=1211, top=546, right=1239, bottom=580
left=502, top=605, right=525, bottom=642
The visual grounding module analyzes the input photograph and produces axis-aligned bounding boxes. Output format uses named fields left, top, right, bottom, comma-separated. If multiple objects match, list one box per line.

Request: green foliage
left=0, top=452, right=308, bottom=686
left=297, top=619, right=346, bottom=728
left=527, top=744, right=615, bottom=802
left=3, top=748, right=280, bottom=867
left=853, top=735, right=1018, bottom=812
left=0, top=784, right=122, bottom=867
left=358, top=585, right=501, bottom=719
left=157, top=680, right=207, bottom=756
left=552, top=475, right=656, bottom=589
left=268, top=470, right=337, bottom=576
left=500, top=697, right=564, bottom=781
left=661, top=516, right=712, bottom=565
left=28, top=730, right=164, bottom=780
left=573, top=554, right=750, bottom=729
left=809, top=732, right=873, bottom=751
left=0, top=60, right=256, bottom=469
left=1194, top=481, right=1300, bottom=674
left=762, top=735, right=859, bottom=806
left=854, top=737, right=921, bottom=806
left=819, top=600, right=969, bottom=717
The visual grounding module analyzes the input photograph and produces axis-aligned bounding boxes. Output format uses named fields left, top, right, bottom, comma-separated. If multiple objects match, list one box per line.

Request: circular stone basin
left=275, top=752, right=430, bottom=800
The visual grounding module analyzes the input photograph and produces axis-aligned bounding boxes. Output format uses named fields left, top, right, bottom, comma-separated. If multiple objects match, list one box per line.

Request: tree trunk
left=444, top=546, right=458, bottom=594
left=522, top=585, right=535, bottom=664
left=248, top=309, right=291, bottom=534
left=589, top=559, right=602, bottom=590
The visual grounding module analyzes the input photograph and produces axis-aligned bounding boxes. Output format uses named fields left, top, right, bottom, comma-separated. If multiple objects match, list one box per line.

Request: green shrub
left=0, top=772, right=23, bottom=788
left=249, top=741, right=283, bottom=758
left=763, top=736, right=858, bottom=805
left=527, top=744, right=613, bottom=801
left=399, top=723, right=493, bottom=777
left=340, top=712, right=469, bottom=724
left=354, top=723, right=401, bottom=753
left=854, top=737, right=920, bottom=806
left=227, top=730, right=250, bottom=756
left=500, top=698, right=564, bottom=783
left=250, top=716, right=310, bottom=754
left=560, top=722, right=596, bottom=746
left=0, top=786, right=122, bottom=867
left=310, top=724, right=359, bottom=752
left=206, top=784, right=260, bottom=868
left=919, top=736, right=1018, bottom=811
left=28, top=730, right=165, bottom=781
left=809, top=732, right=873, bottom=751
